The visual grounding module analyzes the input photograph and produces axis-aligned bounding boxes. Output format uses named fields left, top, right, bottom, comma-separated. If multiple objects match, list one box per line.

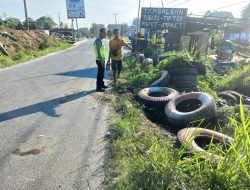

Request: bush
left=216, top=64, right=250, bottom=96
left=0, top=55, right=12, bottom=67
left=39, top=39, right=52, bottom=50
left=11, top=51, right=26, bottom=61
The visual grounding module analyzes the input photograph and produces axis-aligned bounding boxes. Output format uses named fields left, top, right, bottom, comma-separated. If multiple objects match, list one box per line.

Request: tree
left=23, top=17, right=37, bottom=30
left=107, top=29, right=112, bottom=39
left=241, top=3, right=250, bottom=19
left=36, top=16, right=56, bottom=30
left=204, top=11, right=234, bottom=19
left=5, top=17, right=23, bottom=29
left=120, top=23, right=129, bottom=36
left=89, top=23, right=105, bottom=36
left=107, top=24, right=119, bottom=30
left=79, top=27, right=89, bottom=37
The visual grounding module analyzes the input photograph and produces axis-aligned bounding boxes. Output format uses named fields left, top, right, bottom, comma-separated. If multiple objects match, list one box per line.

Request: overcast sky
left=0, top=0, right=249, bottom=28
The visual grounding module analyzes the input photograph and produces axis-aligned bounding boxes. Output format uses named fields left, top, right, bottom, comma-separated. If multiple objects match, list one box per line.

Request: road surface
left=0, top=40, right=110, bottom=190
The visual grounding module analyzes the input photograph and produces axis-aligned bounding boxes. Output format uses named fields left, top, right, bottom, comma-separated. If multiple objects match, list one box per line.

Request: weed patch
left=0, top=40, right=71, bottom=68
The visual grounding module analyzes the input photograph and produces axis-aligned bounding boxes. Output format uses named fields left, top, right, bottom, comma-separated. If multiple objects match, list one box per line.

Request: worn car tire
left=217, top=92, right=238, bottom=105
left=143, top=58, right=153, bottom=66
left=169, top=68, right=199, bottom=76
left=173, top=80, right=198, bottom=88
left=195, top=62, right=206, bottom=75
left=138, top=87, right=179, bottom=109
left=138, top=54, right=145, bottom=64
left=150, top=71, right=171, bottom=87
left=172, top=75, right=197, bottom=81
left=165, top=92, right=216, bottom=126
left=177, top=127, right=233, bottom=152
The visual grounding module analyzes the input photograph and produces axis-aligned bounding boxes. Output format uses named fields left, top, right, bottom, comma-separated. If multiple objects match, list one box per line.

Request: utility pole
left=23, top=0, right=29, bottom=31
left=136, top=0, right=141, bottom=52
left=58, top=11, right=61, bottom=28
left=161, top=0, right=164, bottom=7
left=112, top=13, right=118, bottom=28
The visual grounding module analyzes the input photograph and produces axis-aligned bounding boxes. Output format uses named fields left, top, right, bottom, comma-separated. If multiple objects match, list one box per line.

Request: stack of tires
left=137, top=89, right=234, bottom=156
left=169, top=68, right=199, bottom=92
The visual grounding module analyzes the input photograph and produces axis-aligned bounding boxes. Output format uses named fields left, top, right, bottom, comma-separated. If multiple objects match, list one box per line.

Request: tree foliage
left=36, top=16, right=56, bottom=30
left=23, top=17, right=37, bottom=30
left=79, top=27, right=89, bottom=37
left=5, top=17, right=23, bottom=30
left=204, top=11, right=234, bottom=19
left=241, top=3, right=250, bottom=19
left=89, top=23, right=105, bottom=36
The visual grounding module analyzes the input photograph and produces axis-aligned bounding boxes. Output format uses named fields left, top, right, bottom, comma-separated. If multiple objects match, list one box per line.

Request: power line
left=192, top=0, right=250, bottom=15
left=172, top=0, right=191, bottom=7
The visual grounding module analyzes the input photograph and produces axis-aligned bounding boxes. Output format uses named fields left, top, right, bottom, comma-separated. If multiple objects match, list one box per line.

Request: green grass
left=177, top=103, right=250, bottom=190
left=0, top=40, right=71, bottom=68
left=216, top=64, right=250, bottom=96
left=105, top=53, right=250, bottom=189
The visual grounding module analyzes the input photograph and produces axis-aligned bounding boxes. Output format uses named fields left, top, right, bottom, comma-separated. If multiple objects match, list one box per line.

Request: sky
left=0, top=0, right=249, bottom=28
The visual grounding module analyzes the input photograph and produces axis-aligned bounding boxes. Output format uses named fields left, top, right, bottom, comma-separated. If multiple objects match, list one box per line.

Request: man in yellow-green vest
left=93, top=28, right=108, bottom=92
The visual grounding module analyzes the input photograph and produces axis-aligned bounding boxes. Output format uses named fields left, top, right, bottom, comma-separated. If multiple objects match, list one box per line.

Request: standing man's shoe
left=96, top=88, right=105, bottom=92
left=102, top=85, right=109, bottom=89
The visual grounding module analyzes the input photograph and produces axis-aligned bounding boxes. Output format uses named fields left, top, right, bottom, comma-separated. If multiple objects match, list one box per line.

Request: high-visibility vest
left=153, top=33, right=157, bottom=45
left=93, top=38, right=106, bottom=60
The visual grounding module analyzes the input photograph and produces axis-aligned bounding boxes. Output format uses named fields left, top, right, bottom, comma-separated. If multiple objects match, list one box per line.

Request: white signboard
left=66, top=0, right=86, bottom=18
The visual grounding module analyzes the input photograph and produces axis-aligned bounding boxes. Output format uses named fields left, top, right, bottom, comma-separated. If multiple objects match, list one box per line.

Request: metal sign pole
left=136, top=0, right=141, bottom=52
left=76, top=18, right=79, bottom=41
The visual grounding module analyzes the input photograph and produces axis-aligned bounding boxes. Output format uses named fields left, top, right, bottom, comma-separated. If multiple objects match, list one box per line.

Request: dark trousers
left=96, top=60, right=105, bottom=89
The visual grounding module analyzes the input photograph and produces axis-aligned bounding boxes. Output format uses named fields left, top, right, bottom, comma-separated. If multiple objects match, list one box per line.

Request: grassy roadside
left=0, top=40, right=71, bottom=68
left=104, top=55, right=250, bottom=189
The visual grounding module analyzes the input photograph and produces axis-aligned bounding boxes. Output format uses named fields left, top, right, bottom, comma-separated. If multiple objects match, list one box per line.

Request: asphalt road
left=0, top=40, right=110, bottom=190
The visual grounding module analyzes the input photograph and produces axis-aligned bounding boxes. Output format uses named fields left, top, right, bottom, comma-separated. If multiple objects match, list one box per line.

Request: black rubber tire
left=165, top=92, right=216, bottom=126
left=138, top=54, right=145, bottom=64
left=169, top=68, right=199, bottom=76
left=224, top=91, right=250, bottom=104
left=143, top=58, right=153, bottom=66
left=150, top=71, right=171, bottom=87
left=138, top=87, right=179, bottom=109
left=175, top=86, right=200, bottom=93
left=173, top=80, right=198, bottom=88
left=195, top=62, right=206, bottom=75
left=177, top=128, right=233, bottom=152
left=217, top=92, right=238, bottom=105
left=172, top=75, right=197, bottom=81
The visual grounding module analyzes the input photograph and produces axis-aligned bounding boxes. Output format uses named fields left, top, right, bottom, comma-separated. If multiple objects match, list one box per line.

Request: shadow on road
left=56, top=67, right=110, bottom=80
left=0, top=90, right=95, bottom=123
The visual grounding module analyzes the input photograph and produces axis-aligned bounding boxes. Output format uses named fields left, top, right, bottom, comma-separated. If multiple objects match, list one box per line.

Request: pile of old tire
left=165, top=92, right=216, bottom=126
left=150, top=71, right=171, bottom=87
left=169, top=68, right=200, bottom=93
left=137, top=87, right=179, bottom=122
left=218, top=90, right=250, bottom=108
left=177, top=127, right=233, bottom=155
